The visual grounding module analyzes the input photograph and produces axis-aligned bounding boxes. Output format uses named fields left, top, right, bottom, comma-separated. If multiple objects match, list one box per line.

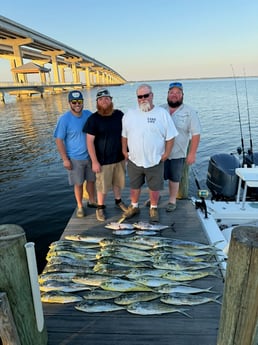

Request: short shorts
left=68, top=158, right=95, bottom=186
left=96, top=161, right=125, bottom=194
left=127, top=160, right=164, bottom=191
left=164, top=158, right=185, bottom=182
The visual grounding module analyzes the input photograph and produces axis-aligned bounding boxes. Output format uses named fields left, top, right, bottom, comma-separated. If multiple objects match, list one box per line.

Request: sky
left=1, top=0, right=258, bottom=82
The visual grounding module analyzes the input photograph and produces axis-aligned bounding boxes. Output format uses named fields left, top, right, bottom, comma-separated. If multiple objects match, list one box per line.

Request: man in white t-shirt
left=122, top=84, right=178, bottom=223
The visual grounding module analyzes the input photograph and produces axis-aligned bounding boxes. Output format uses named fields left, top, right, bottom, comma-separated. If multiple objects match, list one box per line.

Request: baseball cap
left=96, top=88, right=112, bottom=100
left=68, top=90, right=83, bottom=102
left=168, top=82, right=183, bottom=91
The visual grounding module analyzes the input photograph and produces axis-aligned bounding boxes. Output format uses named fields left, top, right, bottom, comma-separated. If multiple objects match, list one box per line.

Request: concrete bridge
left=0, top=15, right=127, bottom=100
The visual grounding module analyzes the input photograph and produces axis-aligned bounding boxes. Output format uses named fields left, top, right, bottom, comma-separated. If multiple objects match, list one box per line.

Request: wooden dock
left=42, top=185, right=224, bottom=345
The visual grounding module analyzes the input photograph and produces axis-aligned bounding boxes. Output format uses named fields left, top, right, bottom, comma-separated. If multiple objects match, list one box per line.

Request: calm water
left=1, top=78, right=258, bottom=272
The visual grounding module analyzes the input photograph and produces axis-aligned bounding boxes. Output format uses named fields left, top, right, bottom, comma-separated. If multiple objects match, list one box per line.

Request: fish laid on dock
left=75, top=300, right=125, bottom=313
left=160, top=293, right=222, bottom=306
left=133, top=222, right=169, bottom=231
left=114, top=292, right=161, bottom=305
left=112, top=229, right=136, bottom=236
left=126, top=301, right=191, bottom=317
left=105, top=222, right=135, bottom=230
left=41, top=291, right=83, bottom=304
left=100, top=278, right=153, bottom=292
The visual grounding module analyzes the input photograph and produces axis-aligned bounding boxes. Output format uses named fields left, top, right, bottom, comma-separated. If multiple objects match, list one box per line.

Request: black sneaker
left=122, top=205, right=140, bottom=219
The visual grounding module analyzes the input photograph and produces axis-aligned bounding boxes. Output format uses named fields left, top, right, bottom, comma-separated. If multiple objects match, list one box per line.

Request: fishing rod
left=231, top=65, right=246, bottom=163
left=191, top=167, right=208, bottom=218
left=243, top=68, right=254, bottom=162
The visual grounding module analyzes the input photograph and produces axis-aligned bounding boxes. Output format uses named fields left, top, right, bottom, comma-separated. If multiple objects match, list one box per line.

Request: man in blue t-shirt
left=54, top=90, right=96, bottom=218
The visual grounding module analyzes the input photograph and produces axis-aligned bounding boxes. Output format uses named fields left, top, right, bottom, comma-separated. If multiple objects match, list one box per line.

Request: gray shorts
left=127, top=160, right=164, bottom=191
left=68, top=158, right=95, bottom=186
left=164, top=158, right=185, bottom=182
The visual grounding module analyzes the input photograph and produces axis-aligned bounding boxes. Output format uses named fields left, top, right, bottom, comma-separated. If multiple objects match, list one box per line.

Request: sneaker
left=149, top=207, right=159, bottom=223
left=166, top=202, right=176, bottom=212
left=76, top=207, right=85, bottom=218
left=96, top=208, right=106, bottom=222
left=115, top=200, right=128, bottom=212
left=122, top=205, right=140, bottom=219
left=87, top=201, right=98, bottom=208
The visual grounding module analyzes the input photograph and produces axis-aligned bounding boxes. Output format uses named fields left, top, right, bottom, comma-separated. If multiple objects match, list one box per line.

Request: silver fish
left=105, top=222, right=135, bottom=230
left=126, top=301, right=191, bottom=317
left=83, top=290, right=122, bottom=300
left=39, top=280, right=93, bottom=292
left=38, top=272, right=76, bottom=284
left=162, top=269, right=220, bottom=282
left=112, top=229, right=136, bottom=236
left=153, top=259, right=218, bottom=271
left=126, top=268, right=171, bottom=279
left=134, top=276, right=181, bottom=288
left=160, top=293, right=222, bottom=306
left=135, top=230, right=158, bottom=236
left=100, top=278, right=153, bottom=292
left=72, top=274, right=111, bottom=287
left=114, top=292, right=161, bottom=305
left=41, top=291, right=83, bottom=304
left=133, top=222, right=169, bottom=231
left=65, top=235, right=105, bottom=243
left=75, top=300, right=125, bottom=313
left=156, top=284, right=215, bottom=294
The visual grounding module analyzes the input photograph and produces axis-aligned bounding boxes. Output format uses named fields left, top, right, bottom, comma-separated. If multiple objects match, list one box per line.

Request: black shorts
left=164, top=158, right=185, bottom=182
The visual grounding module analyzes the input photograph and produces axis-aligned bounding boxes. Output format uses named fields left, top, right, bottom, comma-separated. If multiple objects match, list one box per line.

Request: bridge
left=0, top=15, right=127, bottom=100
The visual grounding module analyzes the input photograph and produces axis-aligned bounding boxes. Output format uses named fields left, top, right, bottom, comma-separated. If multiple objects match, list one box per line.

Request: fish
left=41, top=291, right=83, bottom=304
left=83, top=290, right=122, bottom=300
left=75, top=300, right=125, bottom=313
left=160, top=293, right=222, bottom=306
left=112, top=229, right=135, bottom=236
left=105, top=222, right=135, bottom=230
left=133, top=222, right=169, bottom=231
left=114, top=292, right=161, bottom=305
left=134, top=276, right=181, bottom=288
left=49, top=240, right=100, bottom=250
left=155, top=284, right=215, bottom=294
left=93, top=263, right=132, bottom=276
left=126, top=301, right=191, bottom=317
left=153, top=259, right=219, bottom=271
left=126, top=268, right=171, bottom=279
left=100, top=278, right=153, bottom=292
left=72, top=274, right=111, bottom=287
left=46, top=249, right=97, bottom=261
left=99, top=238, right=153, bottom=250
left=46, top=255, right=96, bottom=268
left=135, top=230, right=158, bottom=236
left=42, top=263, right=94, bottom=274
left=38, top=272, right=76, bottom=284
left=65, top=235, right=105, bottom=243
left=100, top=245, right=152, bottom=257
left=96, top=250, right=151, bottom=263
left=39, top=280, right=93, bottom=292
left=98, top=256, right=152, bottom=268
left=162, top=269, right=220, bottom=282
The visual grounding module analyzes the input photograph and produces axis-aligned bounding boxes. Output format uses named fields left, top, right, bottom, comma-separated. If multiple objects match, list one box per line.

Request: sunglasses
left=71, top=99, right=83, bottom=105
left=169, top=82, right=183, bottom=89
left=137, top=93, right=151, bottom=99
left=96, top=90, right=109, bottom=98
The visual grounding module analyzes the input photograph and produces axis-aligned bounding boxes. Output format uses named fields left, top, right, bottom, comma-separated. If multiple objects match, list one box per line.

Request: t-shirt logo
left=147, top=117, right=156, bottom=123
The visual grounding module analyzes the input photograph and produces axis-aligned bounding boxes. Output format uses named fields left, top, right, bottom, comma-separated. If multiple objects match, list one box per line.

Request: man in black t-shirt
left=83, top=88, right=127, bottom=221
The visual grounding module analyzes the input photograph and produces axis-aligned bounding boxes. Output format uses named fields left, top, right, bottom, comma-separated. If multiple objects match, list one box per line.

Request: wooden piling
left=217, top=226, right=258, bottom=345
left=0, top=292, right=21, bottom=345
left=0, top=224, right=48, bottom=345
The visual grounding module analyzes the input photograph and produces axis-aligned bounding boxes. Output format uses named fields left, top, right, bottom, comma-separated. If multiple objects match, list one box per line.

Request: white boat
left=192, top=153, right=258, bottom=275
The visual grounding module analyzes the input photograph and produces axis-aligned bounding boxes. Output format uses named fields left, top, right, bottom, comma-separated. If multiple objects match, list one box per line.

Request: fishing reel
left=197, top=189, right=209, bottom=199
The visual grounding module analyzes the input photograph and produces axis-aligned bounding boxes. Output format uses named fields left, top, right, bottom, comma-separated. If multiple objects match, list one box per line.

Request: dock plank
left=43, top=185, right=224, bottom=345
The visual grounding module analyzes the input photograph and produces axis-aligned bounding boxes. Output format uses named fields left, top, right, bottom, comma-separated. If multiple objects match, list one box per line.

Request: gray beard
left=139, top=102, right=151, bottom=112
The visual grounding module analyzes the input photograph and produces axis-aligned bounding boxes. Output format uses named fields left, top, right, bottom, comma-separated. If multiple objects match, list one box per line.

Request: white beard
left=139, top=101, right=151, bottom=112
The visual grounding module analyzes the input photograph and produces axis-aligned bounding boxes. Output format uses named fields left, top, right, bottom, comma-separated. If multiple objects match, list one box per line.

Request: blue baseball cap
left=68, top=90, right=83, bottom=102
left=168, top=82, right=183, bottom=90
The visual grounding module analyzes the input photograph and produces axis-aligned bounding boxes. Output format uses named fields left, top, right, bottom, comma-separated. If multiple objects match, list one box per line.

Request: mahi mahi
left=126, top=301, right=191, bottom=317
left=75, top=300, right=125, bottom=313
left=160, top=292, right=222, bottom=306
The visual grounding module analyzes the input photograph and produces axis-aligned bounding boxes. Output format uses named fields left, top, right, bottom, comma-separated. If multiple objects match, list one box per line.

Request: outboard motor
left=206, top=153, right=240, bottom=200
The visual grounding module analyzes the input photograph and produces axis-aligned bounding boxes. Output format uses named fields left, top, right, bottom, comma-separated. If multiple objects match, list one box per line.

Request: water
left=1, top=78, right=258, bottom=272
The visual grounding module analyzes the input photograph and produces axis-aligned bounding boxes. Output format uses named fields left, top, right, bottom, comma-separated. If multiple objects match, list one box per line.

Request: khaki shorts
left=96, top=161, right=125, bottom=194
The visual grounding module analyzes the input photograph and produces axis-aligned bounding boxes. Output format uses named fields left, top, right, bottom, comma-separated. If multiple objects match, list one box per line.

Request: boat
left=192, top=152, right=258, bottom=274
